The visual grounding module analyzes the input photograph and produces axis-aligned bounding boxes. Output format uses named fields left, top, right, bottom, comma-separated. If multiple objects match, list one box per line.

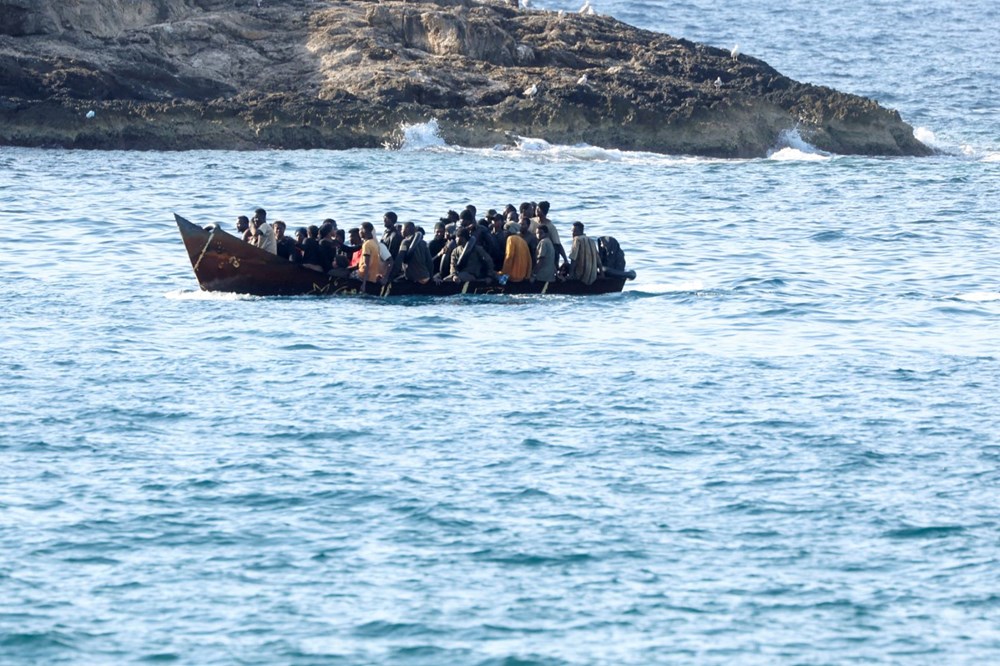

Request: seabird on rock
left=579, top=1, right=591, bottom=14
left=714, top=77, right=722, bottom=88
left=577, top=74, right=588, bottom=85
left=731, top=43, right=740, bottom=61
left=85, top=110, right=96, bottom=119
left=523, top=83, right=538, bottom=97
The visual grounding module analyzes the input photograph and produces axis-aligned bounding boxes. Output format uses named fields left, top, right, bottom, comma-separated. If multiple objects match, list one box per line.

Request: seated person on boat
left=447, top=227, right=494, bottom=283
left=398, top=222, right=433, bottom=284
left=248, top=208, right=277, bottom=254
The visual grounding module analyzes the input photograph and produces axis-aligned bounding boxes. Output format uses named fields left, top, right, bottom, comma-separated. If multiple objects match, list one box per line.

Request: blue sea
left=1, top=0, right=998, bottom=663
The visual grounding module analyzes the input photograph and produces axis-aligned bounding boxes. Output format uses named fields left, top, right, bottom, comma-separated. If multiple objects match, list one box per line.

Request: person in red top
left=346, top=228, right=363, bottom=269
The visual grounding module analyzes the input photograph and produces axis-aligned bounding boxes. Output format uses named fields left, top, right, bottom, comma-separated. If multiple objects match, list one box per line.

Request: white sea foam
left=767, top=129, right=831, bottom=161
left=164, top=289, right=256, bottom=301
left=640, top=279, right=706, bottom=294
left=914, top=126, right=997, bottom=161
left=392, top=127, right=710, bottom=165
left=769, top=147, right=830, bottom=162
left=397, top=119, right=447, bottom=150
left=955, top=291, right=1000, bottom=303
left=914, top=126, right=939, bottom=148
left=390, top=122, right=837, bottom=166
left=514, top=136, right=551, bottom=152
left=512, top=136, right=627, bottom=162
left=502, top=136, right=723, bottom=165
left=916, top=126, right=968, bottom=156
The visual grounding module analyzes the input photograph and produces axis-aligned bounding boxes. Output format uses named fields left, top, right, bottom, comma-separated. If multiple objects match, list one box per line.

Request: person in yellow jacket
left=499, top=225, right=532, bottom=282
left=352, top=222, right=388, bottom=289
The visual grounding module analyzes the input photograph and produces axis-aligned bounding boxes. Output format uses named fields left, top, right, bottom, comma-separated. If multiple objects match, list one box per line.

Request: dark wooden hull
left=175, top=213, right=634, bottom=297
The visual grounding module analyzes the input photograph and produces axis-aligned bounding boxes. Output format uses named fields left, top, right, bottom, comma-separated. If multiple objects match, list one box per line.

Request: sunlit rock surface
left=0, top=0, right=931, bottom=156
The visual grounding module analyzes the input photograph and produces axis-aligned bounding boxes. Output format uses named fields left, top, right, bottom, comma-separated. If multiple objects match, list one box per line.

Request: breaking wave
left=954, top=291, right=1000, bottom=303
left=389, top=121, right=722, bottom=164
left=914, top=126, right=942, bottom=151
left=385, top=122, right=994, bottom=166
left=512, top=137, right=627, bottom=162
left=767, top=129, right=831, bottom=161
left=397, top=119, right=447, bottom=150
left=505, top=136, right=720, bottom=165
left=914, top=126, right=998, bottom=161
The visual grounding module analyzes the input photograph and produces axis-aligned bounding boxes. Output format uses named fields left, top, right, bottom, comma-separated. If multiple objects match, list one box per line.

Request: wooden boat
left=175, top=213, right=635, bottom=297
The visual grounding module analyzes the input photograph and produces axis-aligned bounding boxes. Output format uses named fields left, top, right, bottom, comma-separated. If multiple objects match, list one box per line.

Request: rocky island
left=0, top=0, right=931, bottom=157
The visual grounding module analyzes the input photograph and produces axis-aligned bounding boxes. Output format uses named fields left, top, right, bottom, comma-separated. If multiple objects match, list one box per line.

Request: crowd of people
left=235, top=202, right=625, bottom=289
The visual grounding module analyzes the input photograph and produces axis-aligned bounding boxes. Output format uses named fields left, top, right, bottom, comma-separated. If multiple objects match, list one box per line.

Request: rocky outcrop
left=0, top=0, right=931, bottom=156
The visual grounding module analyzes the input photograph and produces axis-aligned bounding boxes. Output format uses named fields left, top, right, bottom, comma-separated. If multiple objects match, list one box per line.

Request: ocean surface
left=1, top=0, right=998, bottom=663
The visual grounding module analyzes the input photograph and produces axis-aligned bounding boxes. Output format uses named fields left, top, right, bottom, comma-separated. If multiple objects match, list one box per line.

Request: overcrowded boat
left=174, top=211, right=636, bottom=298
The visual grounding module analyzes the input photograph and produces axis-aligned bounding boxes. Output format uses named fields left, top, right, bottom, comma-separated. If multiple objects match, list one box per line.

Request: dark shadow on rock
left=0, top=0, right=932, bottom=156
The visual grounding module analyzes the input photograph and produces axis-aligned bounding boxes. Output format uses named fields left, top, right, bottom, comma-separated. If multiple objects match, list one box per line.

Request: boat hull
left=175, top=213, right=633, bottom=297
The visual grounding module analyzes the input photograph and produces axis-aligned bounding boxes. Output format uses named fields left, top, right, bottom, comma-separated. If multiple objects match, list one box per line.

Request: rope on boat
left=193, top=228, right=217, bottom=273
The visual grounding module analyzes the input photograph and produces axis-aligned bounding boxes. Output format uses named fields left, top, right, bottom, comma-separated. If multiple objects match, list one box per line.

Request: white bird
left=714, top=77, right=722, bottom=88
left=85, top=110, right=95, bottom=119
left=731, top=43, right=740, bottom=61
left=523, top=83, right=538, bottom=97
left=577, top=73, right=588, bottom=86
left=579, top=1, right=591, bottom=14
left=557, top=9, right=565, bottom=18
left=521, top=0, right=531, bottom=8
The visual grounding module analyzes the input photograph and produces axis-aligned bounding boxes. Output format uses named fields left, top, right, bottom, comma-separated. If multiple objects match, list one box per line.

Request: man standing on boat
left=382, top=212, right=402, bottom=255
left=248, top=208, right=277, bottom=254
left=533, top=225, right=556, bottom=283
left=535, top=201, right=568, bottom=270
left=519, top=218, right=538, bottom=265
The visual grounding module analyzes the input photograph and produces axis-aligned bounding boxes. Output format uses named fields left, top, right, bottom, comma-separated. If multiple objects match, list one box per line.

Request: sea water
left=1, top=0, right=998, bottom=663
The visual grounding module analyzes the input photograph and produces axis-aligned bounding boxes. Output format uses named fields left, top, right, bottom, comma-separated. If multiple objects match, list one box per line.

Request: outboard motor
left=598, top=236, right=636, bottom=280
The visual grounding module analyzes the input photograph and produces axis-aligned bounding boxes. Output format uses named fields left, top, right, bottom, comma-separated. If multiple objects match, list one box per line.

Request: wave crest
left=768, top=129, right=831, bottom=161
left=954, top=291, right=1000, bottom=303
left=395, top=119, right=447, bottom=151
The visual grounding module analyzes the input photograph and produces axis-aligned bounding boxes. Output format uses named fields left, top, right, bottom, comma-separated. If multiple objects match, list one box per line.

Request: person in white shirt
left=249, top=207, right=277, bottom=254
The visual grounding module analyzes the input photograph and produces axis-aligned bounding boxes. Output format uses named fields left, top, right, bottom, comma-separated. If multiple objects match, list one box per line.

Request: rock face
left=0, top=0, right=931, bottom=157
